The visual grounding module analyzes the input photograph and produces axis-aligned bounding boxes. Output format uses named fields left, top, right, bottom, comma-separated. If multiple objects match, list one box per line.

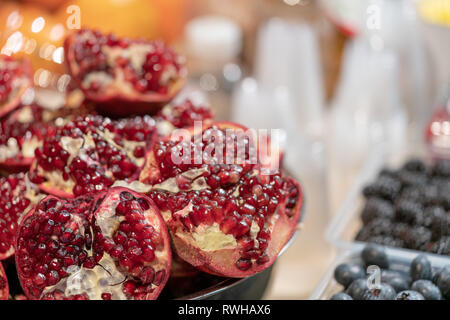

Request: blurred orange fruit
left=58, top=0, right=159, bottom=40
left=0, top=2, right=67, bottom=76
left=23, top=0, right=68, bottom=11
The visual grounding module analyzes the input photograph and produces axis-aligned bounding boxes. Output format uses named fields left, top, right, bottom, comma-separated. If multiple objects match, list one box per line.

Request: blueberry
left=395, top=290, right=425, bottom=300
left=378, top=168, right=399, bottom=179
left=430, top=210, right=450, bottom=239
left=362, top=283, right=396, bottom=300
left=404, top=227, right=432, bottom=251
left=363, top=218, right=392, bottom=236
left=361, top=244, right=389, bottom=269
left=402, top=159, right=427, bottom=173
left=411, top=280, right=442, bottom=300
left=410, top=255, right=432, bottom=281
left=346, top=279, right=368, bottom=300
left=399, top=186, right=423, bottom=202
left=334, top=263, right=365, bottom=288
left=361, top=198, right=394, bottom=224
left=398, top=170, right=428, bottom=188
left=432, top=160, right=450, bottom=178
left=330, top=292, right=353, bottom=300
left=422, top=186, right=441, bottom=207
left=363, top=176, right=401, bottom=202
left=430, top=236, right=450, bottom=255
left=381, top=270, right=410, bottom=292
left=434, top=265, right=450, bottom=299
left=395, top=199, right=423, bottom=225
left=366, top=235, right=403, bottom=248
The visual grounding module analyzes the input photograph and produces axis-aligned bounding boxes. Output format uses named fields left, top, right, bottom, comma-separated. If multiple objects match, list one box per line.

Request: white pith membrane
left=21, top=175, right=45, bottom=224
left=38, top=126, right=146, bottom=194
left=0, top=138, right=19, bottom=161
left=156, top=120, right=176, bottom=137
left=78, top=34, right=179, bottom=95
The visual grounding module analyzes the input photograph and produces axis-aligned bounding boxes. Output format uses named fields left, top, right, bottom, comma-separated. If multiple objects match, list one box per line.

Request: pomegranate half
left=0, top=262, right=8, bottom=300
left=140, top=122, right=302, bottom=277
left=91, top=187, right=171, bottom=300
left=0, top=55, right=33, bottom=119
left=64, top=29, right=186, bottom=117
left=15, top=188, right=171, bottom=300
left=0, top=173, right=43, bottom=261
left=29, top=114, right=156, bottom=198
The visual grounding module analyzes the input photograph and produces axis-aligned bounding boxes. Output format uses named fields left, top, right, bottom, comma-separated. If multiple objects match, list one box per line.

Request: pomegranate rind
left=92, top=187, right=172, bottom=299
left=167, top=177, right=303, bottom=278
left=64, top=32, right=186, bottom=117
left=170, top=253, right=200, bottom=278
left=0, top=57, right=33, bottom=119
left=0, top=262, right=8, bottom=300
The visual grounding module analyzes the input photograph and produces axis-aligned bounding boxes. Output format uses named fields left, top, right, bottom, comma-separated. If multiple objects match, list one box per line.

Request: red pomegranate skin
left=64, top=29, right=186, bottom=117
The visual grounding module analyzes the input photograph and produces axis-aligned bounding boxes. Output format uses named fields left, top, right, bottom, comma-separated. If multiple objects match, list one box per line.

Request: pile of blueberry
left=355, top=159, right=450, bottom=255
left=330, top=244, right=450, bottom=300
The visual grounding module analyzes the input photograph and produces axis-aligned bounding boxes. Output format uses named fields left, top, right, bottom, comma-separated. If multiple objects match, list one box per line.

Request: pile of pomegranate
left=0, top=29, right=303, bottom=300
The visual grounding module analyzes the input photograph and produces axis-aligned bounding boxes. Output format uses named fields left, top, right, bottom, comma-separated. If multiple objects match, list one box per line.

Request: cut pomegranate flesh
left=139, top=122, right=302, bottom=277
left=15, top=188, right=171, bottom=300
left=140, top=122, right=257, bottom=189
left=148, top=173, right=302, bottom=278
left=65, top=29, right=186, bottom=116
left=155, top=99, right=214, bottom=136
left=0, top=55, right=33, bottom=119
left=0, top=105, right=57, bottom=172
left=29, top=114, right=156, bottom=198
left=0, top=173, right=43, bottom=261
left=0, top=262, right=8, bottom=300
left=0, top=102, right=97, bottom=173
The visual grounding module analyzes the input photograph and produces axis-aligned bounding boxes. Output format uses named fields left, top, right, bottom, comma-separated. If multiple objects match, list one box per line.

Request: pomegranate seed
left=101, top=292, right=112, bottom=300
left=236, top=259, right=252, bottom=271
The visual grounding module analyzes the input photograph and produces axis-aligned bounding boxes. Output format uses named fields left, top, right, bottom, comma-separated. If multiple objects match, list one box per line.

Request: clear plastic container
left=309, top=243, right=450, bottom=300
left=325, top=141, right=444, bottom=256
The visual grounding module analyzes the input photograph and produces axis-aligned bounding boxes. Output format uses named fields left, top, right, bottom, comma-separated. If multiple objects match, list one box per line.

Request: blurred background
left=0, top=0, right=449, bottom=299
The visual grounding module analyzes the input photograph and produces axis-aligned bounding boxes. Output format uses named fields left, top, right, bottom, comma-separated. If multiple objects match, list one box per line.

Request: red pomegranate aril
left=236, top=259, right=252, bottom=271
left=101, top=292, right=112, bottom=300
left=155, top=100, right=214, bottom=134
